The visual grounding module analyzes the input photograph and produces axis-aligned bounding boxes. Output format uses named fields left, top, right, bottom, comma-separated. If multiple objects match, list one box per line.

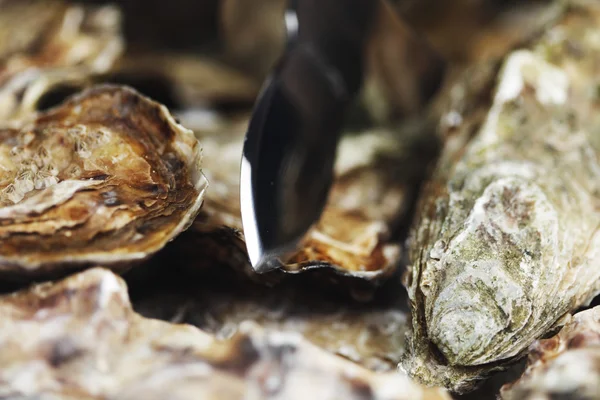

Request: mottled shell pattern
left=403, top=0, right=600, bottom=392
left=0, top=267, right=451, bottom=400
left=0, top=86, right=206, bottom=277
left=501, top=306, right=600, bottom=400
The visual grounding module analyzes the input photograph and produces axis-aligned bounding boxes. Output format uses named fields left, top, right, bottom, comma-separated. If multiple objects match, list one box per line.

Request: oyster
left=176, top=109, right=437, bottom=284
left=0, top=267, right=451, bottom=400
left=283, top=128, right=417, bottom=279
left=130, top=257, right=410, bottom=372
left=0, top=85, right=206, bottom=278
left=0, top=0, right=123, bottom=122
left=402, top=0, right=600, bottom=393
left=397, top=0, right=563, bottom=65
left=501, top=306, right=600, bottom=400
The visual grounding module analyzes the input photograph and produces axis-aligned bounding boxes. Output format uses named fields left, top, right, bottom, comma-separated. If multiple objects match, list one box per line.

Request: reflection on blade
left=240, top=46, right=348, bottom=273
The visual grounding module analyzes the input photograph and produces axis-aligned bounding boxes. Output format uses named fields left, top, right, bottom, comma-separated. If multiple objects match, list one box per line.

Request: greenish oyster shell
left=501, top=306, right=600, bottom=400
left=402, top=0, right=600, bottom=393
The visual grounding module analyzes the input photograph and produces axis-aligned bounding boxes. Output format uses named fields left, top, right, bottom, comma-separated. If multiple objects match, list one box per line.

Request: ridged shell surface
left=402, top=0, right=600, bottom=392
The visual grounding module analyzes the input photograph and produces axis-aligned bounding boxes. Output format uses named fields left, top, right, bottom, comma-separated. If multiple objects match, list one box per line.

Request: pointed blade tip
left=252, top=256, right=281, bottom=274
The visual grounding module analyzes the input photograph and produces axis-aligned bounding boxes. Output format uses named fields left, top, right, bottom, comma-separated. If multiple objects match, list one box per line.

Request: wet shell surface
left=0, top=85, right=206, bottom=278
left=0, top=267, right=451, bottom=400
left=0, top=0, right=123, bottom=122
left=501, top=306, right=600, bottom=400
left=402, top=0, right=600, bottom=393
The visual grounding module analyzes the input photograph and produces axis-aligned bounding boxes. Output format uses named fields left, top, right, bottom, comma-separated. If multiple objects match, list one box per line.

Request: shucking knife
left=240, top=0, right=378, bottom=273
left=240, top=0, right=444, bottom=273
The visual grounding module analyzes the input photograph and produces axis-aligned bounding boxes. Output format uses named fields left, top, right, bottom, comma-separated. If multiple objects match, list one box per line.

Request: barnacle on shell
left=402, top=0, right=600, bottom=393
left=0, top=85, right=206, bottom=278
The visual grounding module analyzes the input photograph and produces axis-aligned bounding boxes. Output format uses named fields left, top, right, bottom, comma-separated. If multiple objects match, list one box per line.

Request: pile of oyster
left=1, top=0, right=599, bottom=399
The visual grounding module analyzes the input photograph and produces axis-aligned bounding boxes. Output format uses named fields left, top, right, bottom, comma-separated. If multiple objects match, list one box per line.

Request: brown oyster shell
left=501, top=306, right=600, bottom=400
left=0, top=0, right=123, bottom=122
left=402, top=0, right=600, bottom=393
left=0, top=267, right=451, bottom=400
left=282, top=128, right=416, bottom=278
left=176, top=109, right=438, bottom=285
left=0, top=85, right=206, bottom=278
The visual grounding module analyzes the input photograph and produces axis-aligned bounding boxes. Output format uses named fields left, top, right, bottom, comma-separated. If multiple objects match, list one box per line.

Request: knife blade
left=240, top=0, right=377, bottom=273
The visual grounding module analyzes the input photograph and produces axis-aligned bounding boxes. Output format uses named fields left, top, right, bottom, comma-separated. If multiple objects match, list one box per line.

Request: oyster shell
left=402, top=0, right=600, bottom=392
left=0, top=85, right=206, bottom=278
left=130, top=257, right=410, bottom=372
left=0, top=0, right=123, bottom=122
left=177, top=110, right=437, bottom=285
left=283, top=128, right=416, bottom=279
left=500, top=306, right=600, bottom=400
left=0, top=267, right=451, bottom=400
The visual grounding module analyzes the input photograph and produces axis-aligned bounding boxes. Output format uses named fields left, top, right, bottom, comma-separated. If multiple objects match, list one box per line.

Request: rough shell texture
left=282, top=128, right=415, bottom=278
left=178, top=110, right=437, bottom=285
left=0, top=267, right=451, bottom=400
left=402, top=0, right=600, bottom=393
left=0, top=0, right=123, bottom=122
left=500, top=306, right=600, bottom=400
left=130, top=258, right=410, bottom=372
left=0, top=85, right=206, bottom=278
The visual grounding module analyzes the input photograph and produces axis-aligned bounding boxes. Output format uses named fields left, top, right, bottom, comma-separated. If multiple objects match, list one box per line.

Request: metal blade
left=239, top=0, right=381, bottom=273
left=240, top=45, right=349, bottom=273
